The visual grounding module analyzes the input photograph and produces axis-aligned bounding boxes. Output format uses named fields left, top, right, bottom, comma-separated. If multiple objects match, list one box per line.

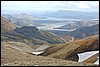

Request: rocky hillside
left=2, top=14, right=41, bottom=26
left=1, top=16, right=20, bottom=30
left=1, top=16, right=48, bottom=47
left=14, top=26, right=64, bottom=44
left=41, top=35, right=99, bottom=62
left=1, top=41, right=98, bottom=66
left=1, top=16, right=64, bottom=44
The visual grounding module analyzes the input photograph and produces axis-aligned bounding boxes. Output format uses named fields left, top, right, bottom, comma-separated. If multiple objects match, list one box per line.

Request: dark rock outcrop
left=14, top=26, right=65, bottom=44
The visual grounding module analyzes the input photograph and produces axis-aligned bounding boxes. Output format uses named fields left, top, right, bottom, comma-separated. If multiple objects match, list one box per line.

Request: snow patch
left=94, top=59, right=99, bottom=65
left=78, top=51, right=99, bottom=62
left=32, top=51, right=44, bottom=55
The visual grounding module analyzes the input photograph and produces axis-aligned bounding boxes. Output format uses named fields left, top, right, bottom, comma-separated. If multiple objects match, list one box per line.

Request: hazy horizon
left=1, top=1, right=99, bottom=15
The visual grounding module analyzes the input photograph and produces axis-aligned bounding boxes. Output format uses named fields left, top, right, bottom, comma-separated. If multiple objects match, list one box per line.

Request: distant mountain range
left=54, top=22, right=80, bottom=30
left=55, top=19, right=99, bottom=30
left=44, top=10, right=99, bottom=19
left=47, top=24, right=99, bottom=39
left=2, top=14, right=40, bottom=26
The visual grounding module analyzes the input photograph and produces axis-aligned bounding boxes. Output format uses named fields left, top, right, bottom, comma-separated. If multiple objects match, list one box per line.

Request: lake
left=33, top=17, right=81, bottom=31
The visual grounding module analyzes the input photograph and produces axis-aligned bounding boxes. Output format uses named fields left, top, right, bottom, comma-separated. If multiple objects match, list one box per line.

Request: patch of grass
left=1, top=36, right=8, bottom=39
left=5, top=42, right=35, bottom=53
left=4, top=35, right=20, bottom=39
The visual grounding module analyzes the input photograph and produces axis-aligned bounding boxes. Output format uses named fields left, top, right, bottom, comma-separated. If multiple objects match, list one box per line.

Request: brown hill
left=1, top=16, right=20, bottom=31
left=41, top=35, right=99, bottom=62
left=1, top=41, right=98, bottom=66
left=1, top=16, right=48, bottom=47
left=1, top=16, right=64, bottom=44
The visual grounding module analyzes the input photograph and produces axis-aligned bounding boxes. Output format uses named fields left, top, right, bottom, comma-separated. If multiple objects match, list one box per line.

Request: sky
left=1, top=1, right=99, bottom=14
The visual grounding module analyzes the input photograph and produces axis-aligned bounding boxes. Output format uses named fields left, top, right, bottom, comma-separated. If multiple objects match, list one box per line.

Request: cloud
left=1, top=1, right=99, bottom=12
left=77, top=2, right=90, bottom=8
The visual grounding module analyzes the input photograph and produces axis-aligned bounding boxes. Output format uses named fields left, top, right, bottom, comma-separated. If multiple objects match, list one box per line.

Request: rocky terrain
left=41, top=35, right=99, bottom=62
left=1, top=16, right=99, bottom=66
left=1, top=16, right=49, bottom=48
left=1, top=1, right=99, bottom=66
left=1, top=16, right=64, bottom=44
left=1, top=16, right=20, bottom=30
left=1, top=41, right=98, bottom=66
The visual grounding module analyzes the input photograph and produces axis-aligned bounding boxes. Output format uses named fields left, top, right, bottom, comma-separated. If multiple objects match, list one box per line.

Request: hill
left=44, top=10, right=98, bottom=19
left=1, top=16, right=48, bottom=47
left=55, top=22, right=79, bottom=30
left=47, top=24, right=99, bottom=39
left=70, top=24, right=99, bottom=38
left=55, top=19, right=99, bottom=30
left=2, top=14, right=41, bottom=26
left=1, top=16, right=20, bottom=30
left=1, top=16, right=64, bottom=44
left=41, top=35, right=99, bottom=63
left=14, top=26, right=64, bottom=44
left=1, top=41, right=98, bottom=66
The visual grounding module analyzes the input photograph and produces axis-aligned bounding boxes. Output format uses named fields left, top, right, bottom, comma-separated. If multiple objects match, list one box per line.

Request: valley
left=1, top=13, right=99, bottom=66
left=1, top=1, right=99, bottom=66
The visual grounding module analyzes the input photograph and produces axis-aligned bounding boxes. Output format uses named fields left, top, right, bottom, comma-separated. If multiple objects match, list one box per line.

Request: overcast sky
left=1, top=1, right=99, bottom=14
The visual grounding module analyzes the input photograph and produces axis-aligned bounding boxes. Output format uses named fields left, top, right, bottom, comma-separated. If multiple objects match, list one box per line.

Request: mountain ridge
left=41, top=35, right=99, bottom=62
left=1, top=41, right=98, bottom=66
left=1, top=16, right=48, bottom=47
left=14, top=26, right=65, bottom=44
left=45, top=10, right=98, bottom=19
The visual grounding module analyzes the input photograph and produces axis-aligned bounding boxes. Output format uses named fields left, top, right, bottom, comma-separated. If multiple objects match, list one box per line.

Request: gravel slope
left=1, top=42, right=98, bottom=66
